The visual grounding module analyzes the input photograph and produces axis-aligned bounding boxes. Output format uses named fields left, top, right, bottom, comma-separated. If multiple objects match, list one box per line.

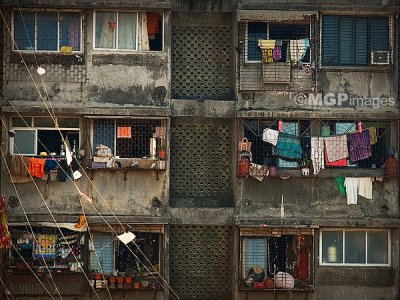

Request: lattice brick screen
left=170, top=120, right=233, bottom=207
left=169, top=225, right=232, bottom=300
left=171, top=24, right=233, bottom=100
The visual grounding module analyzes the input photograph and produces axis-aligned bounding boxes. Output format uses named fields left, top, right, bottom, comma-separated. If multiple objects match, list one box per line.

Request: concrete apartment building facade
left=0, top=1, right=399, bottom=299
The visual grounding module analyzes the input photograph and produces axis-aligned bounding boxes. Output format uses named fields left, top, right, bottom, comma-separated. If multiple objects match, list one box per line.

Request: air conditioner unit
left=371, top=50, right=390, bottom=65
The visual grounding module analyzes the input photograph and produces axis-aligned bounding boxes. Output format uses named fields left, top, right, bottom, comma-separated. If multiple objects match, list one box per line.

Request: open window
left=91, top=118, right=167, bottom=159
left=89, top=224, right=164, bottom=290
left=13, top=10, right=82, bottom=53
left=239, top=227, right=314, bottom=290
left=240, top=119, right=393, bottom=172
left=94, top=10, right=163, bottom=51
left=246, top=21, right=310, bottom=63
left=8, top=225, right=85, bottom=271
left=10, top=116, right=80, bottom=156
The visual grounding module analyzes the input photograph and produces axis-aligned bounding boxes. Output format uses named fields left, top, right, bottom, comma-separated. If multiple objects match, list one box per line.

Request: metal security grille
left=92, top=118, right=161, bottom=158
left=170, top=119, right=233, bottom=207
left=169, top=225, right=232, bottom=300
left=116, top=119, right=161, bottom=158
left=171, top=16, right=233, bottom=100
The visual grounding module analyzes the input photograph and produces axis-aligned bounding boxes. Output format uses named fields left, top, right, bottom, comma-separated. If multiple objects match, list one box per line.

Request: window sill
left=320, top=65, right=392, bottom=72
left=239, top=287, right=314, bottom=293
left=10, top=52, right=85, bottom=65
left=92, top=52, right=167, bottom=66
left=276, top=168, right=386, bottom=178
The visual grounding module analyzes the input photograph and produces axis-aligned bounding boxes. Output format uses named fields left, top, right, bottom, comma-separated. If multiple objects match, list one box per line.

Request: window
left=322, top=15, right=389, bottom=66
left=320, top=229, right=390, bottom=266
left=240, top=227, right=314, bottom=289
left=92, top=118, right=166, bottom=158
left=246, top=22, right=310, bottom=62
left=9, top=226, right=85, bottom=270
left=241, top=119, right=392, bottom=170
left=10, top=117, right=80, bottom=156
left=13, top=10, right=82, bottom=52
left=89, top=225, right=163, bottom=286
left=94, top=11, right=163, bottom=51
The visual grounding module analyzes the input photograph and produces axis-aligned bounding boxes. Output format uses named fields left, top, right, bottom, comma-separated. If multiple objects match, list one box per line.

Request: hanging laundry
left=311, top=137, right=324, bottom=175
left=258, top=39, right=276, bottom=63
left=347, top=130, right=371, bottom=162
left=262, top=128, right=279, bottom=146
left=344, top=177, right=359, bottom=205
left=334, top=177, right=346, bottom=195
left=57, top=159, right=70, bottom=182
left=358, top=177, right=372, bottom=199
left=28, top=158, right=45, bottom=178
left=146, top=12, right=160, bottom=38
left=272, top=40, right=282, bottom=61
left=347, top=127, right=377, bottom=145
left=0, top=196, right=10, bottom=249
left=275, top=132, right=302, bottom=159
left=44, top=159, right=58, bottom=172
left=9, top=155, right=31, bottom=183
left=324, top=135, right=349, bottom=162
left=289, top=38, right=310, bottom=64
left=33, top=234, right=57, bottom=258
left=324, top=148, right=347, bottom=166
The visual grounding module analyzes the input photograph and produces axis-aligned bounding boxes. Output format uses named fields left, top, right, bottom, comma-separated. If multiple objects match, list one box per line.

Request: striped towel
left=275, top=132, right=302, bottom=159
left=347, top=130, right=371, bottom=162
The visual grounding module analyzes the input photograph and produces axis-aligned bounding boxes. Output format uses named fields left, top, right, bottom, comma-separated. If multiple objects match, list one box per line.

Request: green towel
left=334, top=177, right=346, bottom=195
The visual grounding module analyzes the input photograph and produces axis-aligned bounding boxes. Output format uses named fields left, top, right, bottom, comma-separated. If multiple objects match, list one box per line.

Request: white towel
left=344, top=177, right=359, bottom=205
left=262, top=128, right=279, bottom=146
left=358, top=177, right=372, bottom=199
left=311, top=137, right=324, bottom=175
left=324, top=135, right=349, bottom=162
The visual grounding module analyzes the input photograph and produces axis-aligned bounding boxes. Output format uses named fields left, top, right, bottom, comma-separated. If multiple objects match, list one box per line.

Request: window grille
left=241, top=119, right=392, bottom=170
left=240, top=227, right=314, bottom=289
left=13, top=10, right=82, bottom=52
left=92, top=118, right=163, bottom=158
left=322, top=15, right=390, bottom=66
left=246, top=22, right=310, bottom=63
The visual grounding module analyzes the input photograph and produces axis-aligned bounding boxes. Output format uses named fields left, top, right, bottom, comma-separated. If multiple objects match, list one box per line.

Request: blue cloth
left=44, top=159, right=58, bottom=172
left=275, top=132, right=302, bottom=159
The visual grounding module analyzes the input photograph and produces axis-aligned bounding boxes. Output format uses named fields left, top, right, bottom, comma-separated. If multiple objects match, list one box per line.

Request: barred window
left=13, top=10, right=82, bottom=52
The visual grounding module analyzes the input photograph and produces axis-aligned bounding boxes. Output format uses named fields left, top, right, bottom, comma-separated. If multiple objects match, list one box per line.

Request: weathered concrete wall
left=238, top=177, right=399, bottom=225
left=1, top=6, right=171, bottom=108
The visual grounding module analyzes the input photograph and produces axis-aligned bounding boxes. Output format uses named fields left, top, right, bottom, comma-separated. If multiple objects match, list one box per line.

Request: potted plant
left=117, top=274, right=124, bottom=289
left=108, top=274, right=116, bottom=289
left=300, top=157, right=311, bottom=176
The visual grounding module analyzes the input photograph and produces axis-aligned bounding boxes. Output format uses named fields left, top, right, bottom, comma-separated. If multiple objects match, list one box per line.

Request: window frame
left=92, top=10, right=164, bottom=52
left=320, top=14, right=392, bottom=67
left=11, top=9, right=83, bottom=53
left=239, top=227, right=315, bottom=290
left=245, top=20, right=312, bottom=64
left=319, top=229, right=391, bottom=267
left=89, top=117, right=167, bottom=159
left=10, top=116, right=81, bottom=156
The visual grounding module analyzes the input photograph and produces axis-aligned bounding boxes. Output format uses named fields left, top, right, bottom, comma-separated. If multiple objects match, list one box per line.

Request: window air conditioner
left=371, top=50, right=390, bottom=65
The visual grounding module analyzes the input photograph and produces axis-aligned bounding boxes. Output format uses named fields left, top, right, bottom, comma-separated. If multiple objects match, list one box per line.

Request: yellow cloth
left=258, top=39, right=276, bottom=49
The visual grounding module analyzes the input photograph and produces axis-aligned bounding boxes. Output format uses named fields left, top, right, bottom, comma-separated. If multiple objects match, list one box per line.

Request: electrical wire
left=2, top=6, right=181, bottom=299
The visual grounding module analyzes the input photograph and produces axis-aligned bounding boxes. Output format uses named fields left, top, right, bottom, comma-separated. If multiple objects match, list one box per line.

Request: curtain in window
left=14, top=12, right=35, bottom=50
left=118, top=12, right=137, bottom=50
left=138, top=12, right=149, bottom=51
left=95, top=11, right=116, bottom=49
left=242, top=238, right=267, bottom=278
left=37, top=13, right=58, bottom=50
left=60, top=13, right=81, bottom=51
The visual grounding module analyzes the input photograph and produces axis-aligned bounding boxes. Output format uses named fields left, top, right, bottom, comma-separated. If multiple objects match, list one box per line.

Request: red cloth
left=296, top=248, right=309, bottom=280
left=28, top=158, right=45, bottom=178
left=324, top=147, right=347, bottom=166
left=147, top=12, right=160, bottom=35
